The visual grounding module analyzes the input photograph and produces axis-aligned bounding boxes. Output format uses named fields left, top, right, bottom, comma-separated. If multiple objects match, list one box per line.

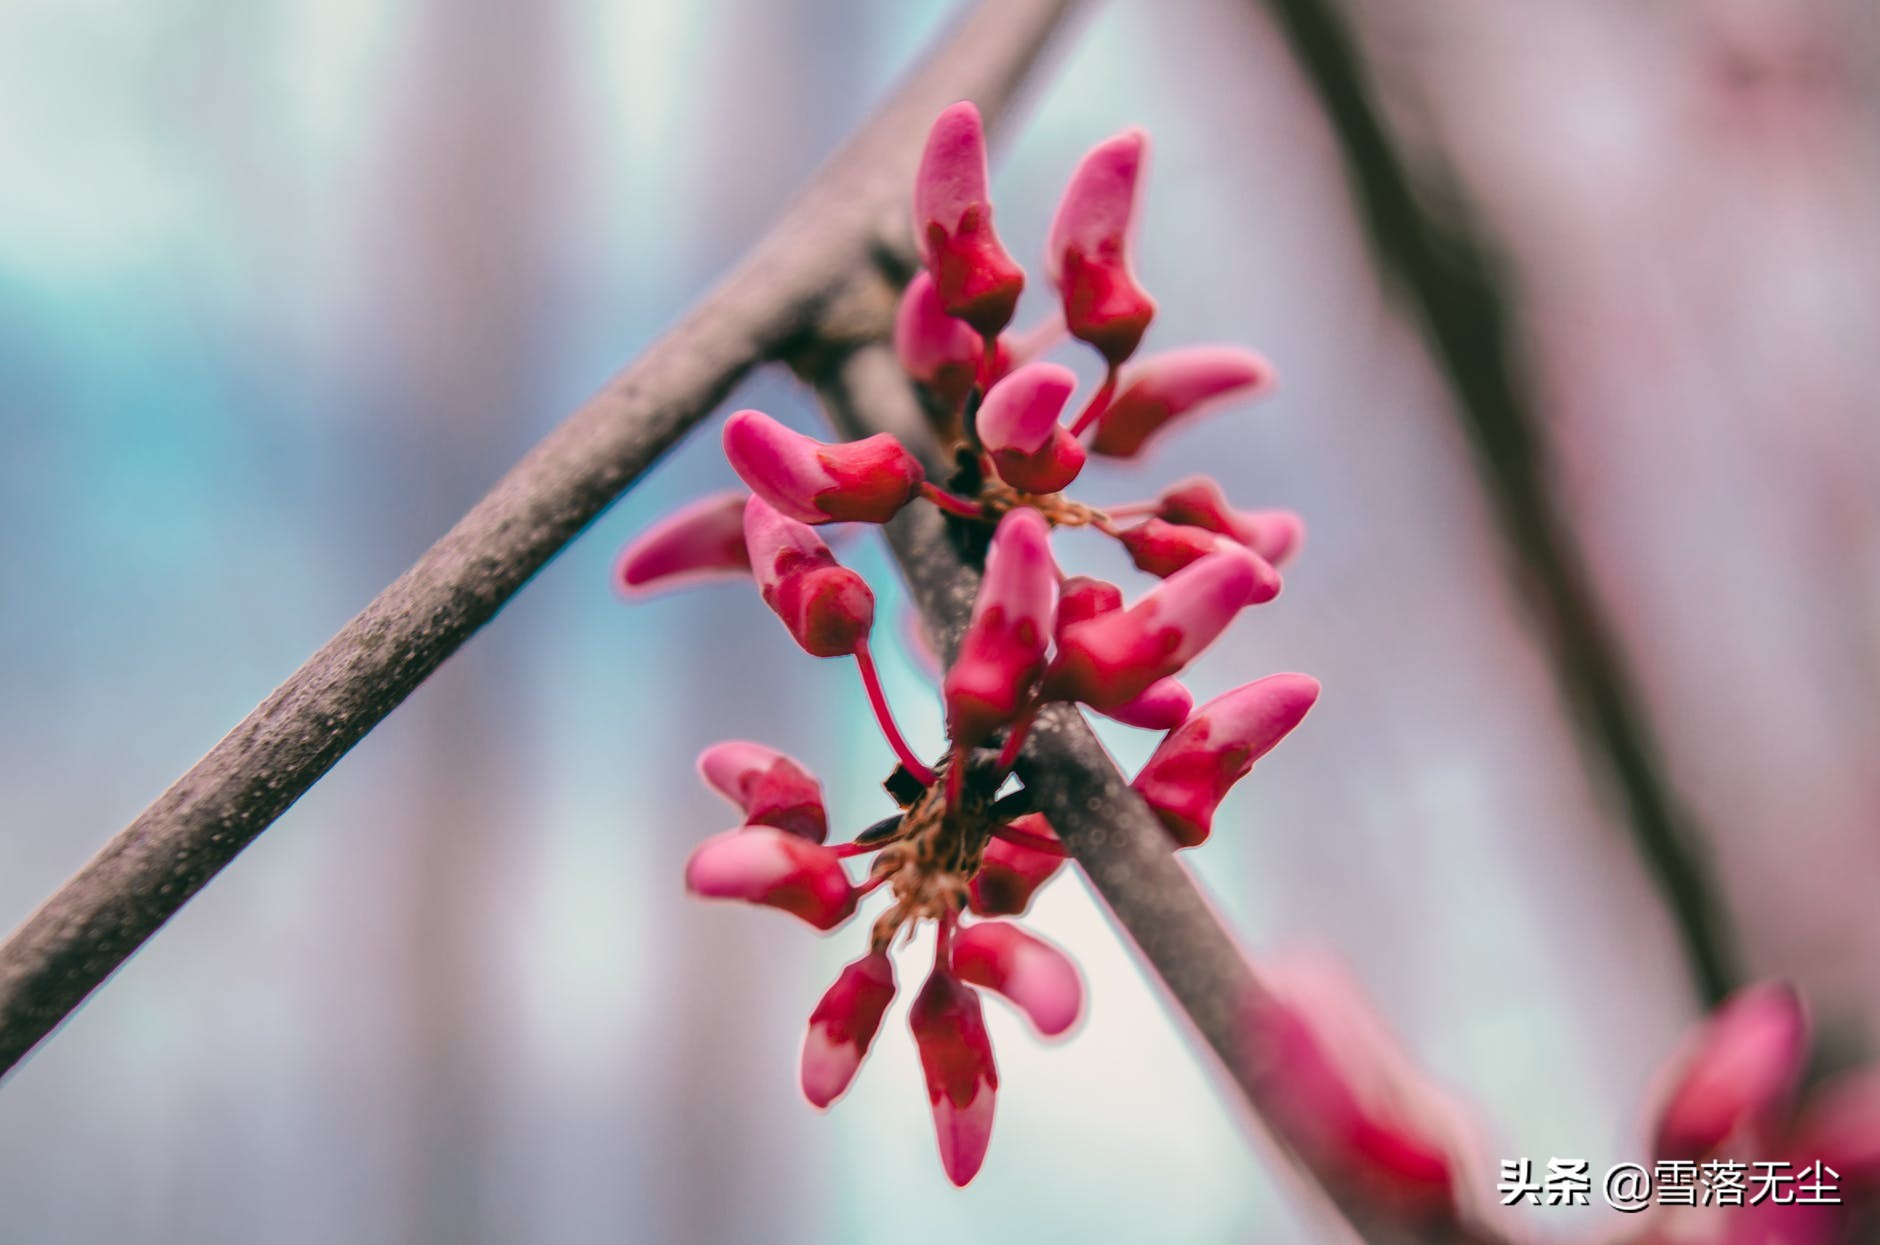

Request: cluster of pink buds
left=616, top=102, right=1315, bottom=1186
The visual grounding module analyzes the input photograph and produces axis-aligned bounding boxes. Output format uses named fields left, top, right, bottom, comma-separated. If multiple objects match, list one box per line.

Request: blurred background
left=3, top=0, right=1879, bottom=1240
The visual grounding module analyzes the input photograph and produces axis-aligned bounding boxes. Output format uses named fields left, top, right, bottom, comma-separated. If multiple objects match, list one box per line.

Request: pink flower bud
left=1055, top=575, right=1123, bottom=633
left=1099, top=676, right=1193, bottom=731
left=696, top=740, right=828, bottom=843
left=1116, top=520, right=1282, bottom=601
left=1653, top=981, right=1810, bottom=1162
left=743, top=495, right=875, bottom=657
left=1793, top=1070, right=1880, bottom=1190
left=951, top=921, right=1083, bottom=1038
left=976, top=363, right=1087, bottom=494
left=683, top=827, right=856, bottom=931
left=1155, top=475, right=1305, bottom=566
left=1045, top=548, right=1265, bottom=711
left=1047, top=129, right=1155, bottom=365
left=1246, top=955, right=1470, bottom=1231
left=968, top=814, right=1065, bottom=917
left=1089, top=346, right=1274, bottom=459
left=1133, top=674, right=1320, bottom=847
left=909, top=968, right=999, bottom=1186
left=801, top=952, right=897, bottom=1108
left=894, top=271, right=1009, bottom=407
left=914, top=102, right=1024, bottom=337
left=723, top=409, right=923, bottom=525
left=944, top=509, right=1058, bottom=749
left=614, top=491, right=752, bottom=596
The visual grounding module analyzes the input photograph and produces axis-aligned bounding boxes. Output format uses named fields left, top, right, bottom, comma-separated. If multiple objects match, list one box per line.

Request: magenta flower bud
left=951, top=921, right=1083, bottom=1038
left=801, top=951, right=897, bottom=1108
left=944, top=509, right=1058, bottom=749
left=696, top=740, right=828, bottom=843
left=1054, top=574, right=1123, bottom=634
left=1133, top=674, right=1320, bottom=847
left=1155, top=475, right=1305, bottom=566
left=976, top=363, right=1087, bottom=494
left=968, top=814, right=1065, bottom=917
left=1793, top=1070, right=1880, bottom=1190
left=1099, top=676, right=1193, bottom=731
left=1046, top=548, right=1265, bottom=711
left=1047, top=129, right=1155, bottom=365
left=744, top=495, right=875, bottom=658
left=909, top=968, right=999, bottom=1186
left=914, top=102, right=1025, bottom=337
left=683, top=827, right=856, bottom=931
left=1653, top=981, right=1810, bottom=1162
left=614, top=491, right=752, bottom=597
left=1117, top=520, right=1282, bottom=602
left=893, top=270, right=1008, bottom=407
left=1089, top=346, right=1274, bottom=459
left=723, top=409, right=923, bottom=526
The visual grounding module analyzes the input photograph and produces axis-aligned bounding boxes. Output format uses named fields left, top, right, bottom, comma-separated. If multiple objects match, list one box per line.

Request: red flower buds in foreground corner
left=1246, top=956, right=1471, bottom=1231
left=1133, top=674, right=1320, bottom=847
left=1048, top=129, right=1155, bottom=365
left=683, top=827, right=856, bottom=931
left=1155, top=475, right=1305, bottom=567
left=1792, top=1070, right=1880, bottom=1190
left=743, top=495, right=875, bottom=657
left=801, top=952, right=897, bottom=1108
left=1046, top=548, right=1268, bottom=711
left=1089, top=346, right=1274, bottom=459
left=724, top=409, right=923, bottom=525
left=894, top=270, right=1009, bottom=407
left=967, top=814, right=1065, bottom=917
left=1653, top=980, right=1810, bottom=1162
left=951, top=921, right=1083, bottom=1038
left=614, top=490, right=752, bottom=596
left=696, top=740, right=828, bottom=843
left=914, top=101, right=1024, bottom=337
left=976, top=363, right=1087, bottom=494
left=944, top=508, right=1058, bottom=749
left=910, top=968, right=1000, bottom=1186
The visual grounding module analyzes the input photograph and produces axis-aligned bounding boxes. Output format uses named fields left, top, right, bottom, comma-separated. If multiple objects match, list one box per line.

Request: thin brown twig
left=0, top=0, right=1081, bottom=1077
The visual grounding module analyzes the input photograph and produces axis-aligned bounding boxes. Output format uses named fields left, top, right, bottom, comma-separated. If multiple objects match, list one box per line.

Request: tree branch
left=1253, top=0, right=1741, bottom=1004
left=0, top=0, right=1081, bottom=1077
left=814, top=331, right=1514, bottom=1245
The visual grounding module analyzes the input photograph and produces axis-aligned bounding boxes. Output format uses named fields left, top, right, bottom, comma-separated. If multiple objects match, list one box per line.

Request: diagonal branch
left=813, top=330, right=1515, bottom=1245
left=0, top=0, right=1081, bottom=1078
left=1253, top=0, right=1741, bottom=1004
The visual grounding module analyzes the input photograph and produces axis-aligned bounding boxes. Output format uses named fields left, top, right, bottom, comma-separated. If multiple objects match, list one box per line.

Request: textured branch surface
left=0, top=0, right=1079, bottom=1077
left=818, top=339, right=1512, bottom=1245
left=1257, top=0, right=1740, bottom=1004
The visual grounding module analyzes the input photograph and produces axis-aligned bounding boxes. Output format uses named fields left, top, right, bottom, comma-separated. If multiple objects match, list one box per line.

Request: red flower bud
left=683, top=827, right=856, bottom=931
left=696, top=740, right=828, bottom=843
left=1154, top=475, right=1304, bottom=566
left=723, top=409, right=923, bottom=525
left=1047, top=129, right=1155, bottom=365
left=1117, top=520, right=1283, bottom=600
left=743, top=495, right=875, bottom=657
left=914, top=102, right=1024, bottom=337
left=968, top=814, right=1065, bottom=917
left=976, top=363, right=1087, bottom=494
left=1045, top=548, right=1266, bottom=711
left=1133, top=674, right=1320, bottom=846
left=1089, top=346, right=1274, bottom=459
left=944, top=509, right=1058, bottom=749
left=1098, top=676, right=1193, bottom=731
left=909, top=968, right=999, bottom=1186
left=894, top=270, right=1009, bottom=407
left=801, top=951, right=897, bottom=1108
left=614, top=491, right=752, bottom=596
left=1054, top=574, right=1123, bottom=633
left=1792, top=1070, right=1880, bottom=1191
left=951, top=921, right=1083, bottom=1038
left=1653, top=981, right=1810, bottom=1162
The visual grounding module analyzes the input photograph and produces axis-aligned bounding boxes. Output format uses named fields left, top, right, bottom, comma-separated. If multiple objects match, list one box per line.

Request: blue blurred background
left=4, top=1, right=1879, bottom=1241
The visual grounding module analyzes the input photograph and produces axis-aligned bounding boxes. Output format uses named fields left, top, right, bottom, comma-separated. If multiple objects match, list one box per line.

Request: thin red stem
left=934, top=908, right=958, bottom=969
left=920, top=481, right=984, bottom=519
left=855, top=872, right=888, bottom=897
left=854, top=640, right=935, bottom=785
left=994, top=703, right=1037, bottom=775
left=976, top=333, right=999, bottom=390
left=1099, top=499, right=1157, bottom=520
left=945, top=746, right=966, bottom=810
left=988, top=820, right=1069, bottom=857
left=832, top=840, right=878, bottom=859
left=1067, top=364, right=1119, bottom=438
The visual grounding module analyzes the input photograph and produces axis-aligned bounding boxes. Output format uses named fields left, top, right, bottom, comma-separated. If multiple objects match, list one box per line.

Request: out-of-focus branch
left=1254, top=0, right=1741, bottom=1004
left=0, top=0, right=1081, bottom=1078
left=814, top=328, right=1517, bottom=1245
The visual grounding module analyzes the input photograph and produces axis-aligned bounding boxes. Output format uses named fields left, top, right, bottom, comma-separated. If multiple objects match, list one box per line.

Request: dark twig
left=0, top=0, right=1080, bottom=1077
left=1255, top=0, right=1740, bottom=1004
